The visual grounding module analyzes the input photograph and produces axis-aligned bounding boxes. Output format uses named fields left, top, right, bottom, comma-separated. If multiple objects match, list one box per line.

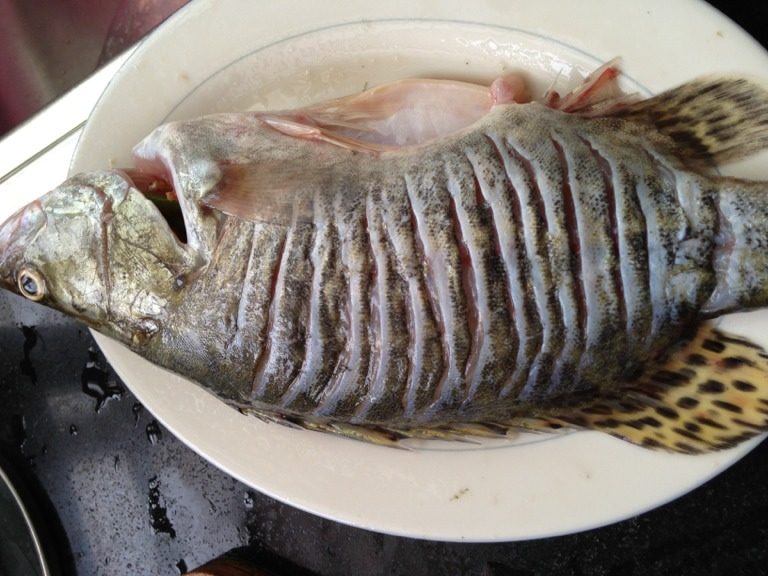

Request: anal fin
left=534, top=324, right=768, bottom=453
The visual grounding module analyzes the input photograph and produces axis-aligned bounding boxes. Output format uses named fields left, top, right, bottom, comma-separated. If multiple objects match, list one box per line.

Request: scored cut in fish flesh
left=2, top=62, right=768, bottom=453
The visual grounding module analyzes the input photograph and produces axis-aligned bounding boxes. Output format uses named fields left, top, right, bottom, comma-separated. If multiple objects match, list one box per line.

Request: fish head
left=0, top=171, right=192, bottom=345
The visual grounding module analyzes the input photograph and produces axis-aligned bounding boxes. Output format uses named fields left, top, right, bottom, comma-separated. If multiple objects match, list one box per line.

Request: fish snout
left=0, top=202, right=45, bottom=296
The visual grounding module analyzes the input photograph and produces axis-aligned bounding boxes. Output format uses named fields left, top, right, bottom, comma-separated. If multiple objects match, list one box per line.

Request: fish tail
left=703, top=178, right=768, bottom=315
left=522, top=324, right=768, bottom=453
left=614, top=75, right=768, bottom=166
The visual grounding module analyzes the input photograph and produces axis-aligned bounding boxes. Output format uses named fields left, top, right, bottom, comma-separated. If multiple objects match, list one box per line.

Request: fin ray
left=528, top=324, right=768, bottom=453
left=200, top=163, right=317, bottom=225
left=242, top=324, right=768, bottom=454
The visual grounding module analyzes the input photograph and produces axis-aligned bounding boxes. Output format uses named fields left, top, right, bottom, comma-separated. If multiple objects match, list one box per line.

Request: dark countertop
left=3, top=300, right=768, bottom=576
left=2, top=3, right=768, bottom=575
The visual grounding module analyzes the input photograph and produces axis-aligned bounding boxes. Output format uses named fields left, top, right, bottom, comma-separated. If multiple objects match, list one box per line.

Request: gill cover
left=0, top=171, right=193, bottom=344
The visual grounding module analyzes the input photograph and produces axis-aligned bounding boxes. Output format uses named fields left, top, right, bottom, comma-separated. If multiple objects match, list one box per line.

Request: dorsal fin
left=258, top=78, right=495, bottom=152
left=544, top=58, right=637, bottom=114
left=613, top=76, right=768, bottom=166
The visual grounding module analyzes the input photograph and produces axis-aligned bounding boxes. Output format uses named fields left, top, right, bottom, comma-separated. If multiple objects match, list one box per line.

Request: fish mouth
left=120, top=169, right=188, bottom=244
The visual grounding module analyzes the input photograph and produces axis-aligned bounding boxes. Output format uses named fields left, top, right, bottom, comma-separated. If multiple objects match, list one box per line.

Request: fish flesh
left=3, top=62, right=768, bottom=453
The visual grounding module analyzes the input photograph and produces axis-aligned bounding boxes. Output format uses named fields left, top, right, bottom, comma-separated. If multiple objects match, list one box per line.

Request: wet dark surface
left=1, top=2, right=768, bottom=575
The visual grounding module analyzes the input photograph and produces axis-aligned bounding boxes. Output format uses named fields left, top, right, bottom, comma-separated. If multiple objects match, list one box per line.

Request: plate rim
left=72, top=0, right=768, bottom=542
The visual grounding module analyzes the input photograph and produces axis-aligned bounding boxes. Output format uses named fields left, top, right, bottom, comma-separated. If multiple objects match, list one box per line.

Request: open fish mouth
left=120, top=169, right=188, bottom=244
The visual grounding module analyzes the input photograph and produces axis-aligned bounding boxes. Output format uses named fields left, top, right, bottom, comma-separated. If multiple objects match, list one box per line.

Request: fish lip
left=116, top=168, right=189, bottom=245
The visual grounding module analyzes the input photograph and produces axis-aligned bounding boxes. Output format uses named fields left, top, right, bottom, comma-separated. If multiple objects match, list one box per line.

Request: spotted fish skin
left=128, top=102, right=723, bottom=427
left=3, top=71, right=768, bottom=452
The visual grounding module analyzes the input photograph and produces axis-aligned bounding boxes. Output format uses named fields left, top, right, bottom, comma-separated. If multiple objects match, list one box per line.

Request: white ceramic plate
left=69, top=0, right=768, bottom=541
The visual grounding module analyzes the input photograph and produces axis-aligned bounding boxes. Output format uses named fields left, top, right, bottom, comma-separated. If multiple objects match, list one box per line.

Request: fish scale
left=353, top=187, right=406, bottom=420
left=313, top=190, right=373, bottom=418
left=586, top=140, right=653, bottom=368
left=229, top=223, right=285, bottom=361
left=493, top=135, right=561, bottom=401
left=369, top=186, right=415, bottom=420
left=590, top=128, right=712, bottom=352
left=251, top=222, right=314, bottom=403
left=404, top=167, right=470, bottom=411
left=280, top=194, right=346, bottom=412
left=470, top=135, right=541, bottom=401
left=506, top=131, right=581, bottom=399
left=555, top=132, right=623, bottom=392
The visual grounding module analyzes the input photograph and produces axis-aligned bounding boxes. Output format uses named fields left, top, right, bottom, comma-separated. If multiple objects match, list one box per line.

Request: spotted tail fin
left=613, top=76, right=768, bottom=167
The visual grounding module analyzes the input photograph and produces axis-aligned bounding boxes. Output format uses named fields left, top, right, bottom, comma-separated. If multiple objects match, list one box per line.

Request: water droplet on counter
left=243, top=491, right=255, bottom=510
left=11, top=414, right=26, bottom=450
left=146, top=420, right=162, bottom=445
left=113, top=455, right=120, bottom=471
left=148, top=475, right=176, bottom=539
left=41, top=445, right=48, bottom=456
left=132, top=403, right=143, bottom=426
left=175, top=559, right=188, bottom=574
left=69, top=424, right=78, bottom=436
left=81, top=348, right=123, bottom=412
left=19, top=325, right=38, bottom=383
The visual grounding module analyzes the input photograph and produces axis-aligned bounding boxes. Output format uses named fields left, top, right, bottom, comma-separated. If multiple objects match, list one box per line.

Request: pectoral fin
left=200, top=163, right=316, bottom=225
left=260, top=115, right=391, bottom=152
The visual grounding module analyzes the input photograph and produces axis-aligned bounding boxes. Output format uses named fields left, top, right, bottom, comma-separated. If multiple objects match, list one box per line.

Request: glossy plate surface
left=0, top=456, right=51, bottom=575
left=69, top=0, right=768, bottom=541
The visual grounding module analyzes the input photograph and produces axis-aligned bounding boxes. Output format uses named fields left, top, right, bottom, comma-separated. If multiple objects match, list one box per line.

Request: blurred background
left=0, top=0, right=188, bottom=135
left=0, top=1, right=766, bottom=137
left=0, top=2, right=767, bottom=576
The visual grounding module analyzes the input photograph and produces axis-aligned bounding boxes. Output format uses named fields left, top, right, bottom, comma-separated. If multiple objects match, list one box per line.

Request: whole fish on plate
left=3, top=62, right=768, bottom=453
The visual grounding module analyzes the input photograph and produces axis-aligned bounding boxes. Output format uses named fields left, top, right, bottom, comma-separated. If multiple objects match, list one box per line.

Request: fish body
left=3, top=65, right=768, bottom=451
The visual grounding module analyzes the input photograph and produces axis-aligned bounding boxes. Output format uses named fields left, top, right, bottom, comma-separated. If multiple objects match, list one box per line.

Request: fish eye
left=17, top=267, right=46, bottom=301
